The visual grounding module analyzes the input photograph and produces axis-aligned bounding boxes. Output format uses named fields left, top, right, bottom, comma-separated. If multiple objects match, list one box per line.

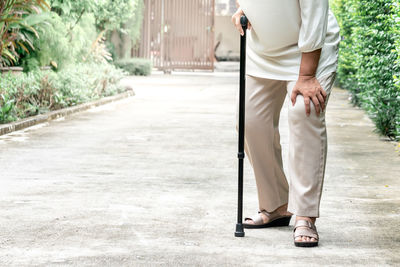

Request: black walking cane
left=235, top=15, right=248, bottom=238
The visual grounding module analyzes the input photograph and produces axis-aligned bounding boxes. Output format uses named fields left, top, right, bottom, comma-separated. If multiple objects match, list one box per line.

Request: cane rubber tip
left=235, top=223, right=245, bottom=237
left=235, top=231, right=245, bottom=237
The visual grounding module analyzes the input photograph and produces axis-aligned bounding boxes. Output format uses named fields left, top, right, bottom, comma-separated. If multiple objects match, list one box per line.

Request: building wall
left=214, top=15, right=240, bottom=60
left=215, top=0, right=236, bottom=15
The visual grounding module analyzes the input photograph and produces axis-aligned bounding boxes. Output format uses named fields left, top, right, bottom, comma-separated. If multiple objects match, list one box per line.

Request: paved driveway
left=0, top=72, right=399, bottom=266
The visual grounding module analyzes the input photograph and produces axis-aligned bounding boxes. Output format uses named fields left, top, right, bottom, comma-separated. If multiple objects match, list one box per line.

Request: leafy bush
left=19, top=12, right=73, bottom=72
left=0, top=93, right=16, bottom=123
left=1, top=0, right=141, bottom=124
left=114, top=58, right=152, bottom=76
left=331, top=0, right=400, bottom=140
left=0, top=62, right=128, bottom=124
left=18, top=11, right=115, bottom=72
left=46, top=62, right=128, bottom=108
left=393, top=3, right=400, bottom=140
left=0, top=0, right=50, bottom=67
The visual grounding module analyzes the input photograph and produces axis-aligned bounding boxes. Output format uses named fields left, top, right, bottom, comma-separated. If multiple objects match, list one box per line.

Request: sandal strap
left=260, top=210, right=272, bottom=218
left=293, top=219, right=319, bottom=240
left=244, top=210, right=272, bottom=225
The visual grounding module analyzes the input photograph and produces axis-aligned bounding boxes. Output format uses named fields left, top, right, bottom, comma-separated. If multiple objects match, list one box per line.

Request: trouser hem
left=287, top=206, right=320, bottom=218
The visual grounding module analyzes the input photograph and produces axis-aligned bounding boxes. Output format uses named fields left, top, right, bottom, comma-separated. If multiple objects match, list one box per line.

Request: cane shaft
left=235, top=15, right=247, bottom=238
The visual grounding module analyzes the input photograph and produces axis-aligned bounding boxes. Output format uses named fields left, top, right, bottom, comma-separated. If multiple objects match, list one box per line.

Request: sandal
left=293, top=219, right=319, bottom=247
left=243, top=210, right=292, bottom=229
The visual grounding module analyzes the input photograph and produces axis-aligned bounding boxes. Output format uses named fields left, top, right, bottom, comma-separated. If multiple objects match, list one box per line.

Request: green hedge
left=114, top=58, right=152, bottom=76
left=331, top=0, right=400, bottom=141
left=0, top=62, right=128, bottom=124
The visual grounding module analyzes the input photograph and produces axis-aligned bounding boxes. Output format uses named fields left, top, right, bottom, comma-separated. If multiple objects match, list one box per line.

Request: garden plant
left=0, top=0, right=150, bottom=124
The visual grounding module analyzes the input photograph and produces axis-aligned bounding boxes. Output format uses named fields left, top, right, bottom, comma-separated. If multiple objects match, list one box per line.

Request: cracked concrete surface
left=0, top=72, right=399, bottom=266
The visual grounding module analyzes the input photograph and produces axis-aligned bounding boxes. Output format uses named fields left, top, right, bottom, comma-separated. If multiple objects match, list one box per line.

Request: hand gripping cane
left=235, top=15, right=248, bottom=238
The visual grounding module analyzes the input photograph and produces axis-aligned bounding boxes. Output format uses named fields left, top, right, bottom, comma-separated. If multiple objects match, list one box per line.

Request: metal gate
left=133, top=0, right=215, bottom=72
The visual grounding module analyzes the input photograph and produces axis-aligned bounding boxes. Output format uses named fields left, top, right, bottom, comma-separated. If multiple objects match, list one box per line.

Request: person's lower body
left=235, top=71, right=337, bottom=246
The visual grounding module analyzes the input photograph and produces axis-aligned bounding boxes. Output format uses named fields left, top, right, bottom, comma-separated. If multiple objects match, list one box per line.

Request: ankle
left=268, top=204, right=291, bottom=217
left=296, top=216, right=316, bottom=224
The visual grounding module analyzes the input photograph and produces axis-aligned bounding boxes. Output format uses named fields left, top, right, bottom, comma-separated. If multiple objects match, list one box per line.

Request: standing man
left=232, top=0, right=340, bottom=247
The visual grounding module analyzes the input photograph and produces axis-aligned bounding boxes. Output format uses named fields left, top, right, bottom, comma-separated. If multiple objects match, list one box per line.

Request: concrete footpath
left=0, top=72, right=399, bottom=266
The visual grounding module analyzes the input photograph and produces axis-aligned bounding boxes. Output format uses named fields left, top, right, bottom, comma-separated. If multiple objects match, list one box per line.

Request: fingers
left=293, top=77, right=329, bottom=117
left=231, top=8, right=251, bottom=36
left=231, top=10, right=244, bottom=36
left=316, top=92, right=325, bottom=112
left=311, top=96, right=320, bottom=116
left=303, top=97, right=311, bottom=116
left=291, top=87, right=298, bottom=106
left=300, top=95, right=326, bottom=117
left=320, top=87, right=327, bottom=99
left=234, top=16, right=244, bottom=35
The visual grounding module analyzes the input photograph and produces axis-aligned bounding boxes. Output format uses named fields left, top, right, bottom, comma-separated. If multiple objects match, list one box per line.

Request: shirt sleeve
left=298, top=0, right=329, bottom=53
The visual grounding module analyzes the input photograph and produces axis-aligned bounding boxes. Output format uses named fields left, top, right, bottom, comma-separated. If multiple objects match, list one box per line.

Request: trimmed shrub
left=114, top=58, right=152, bottom=76
left=331, top=0, right=400, bottom=140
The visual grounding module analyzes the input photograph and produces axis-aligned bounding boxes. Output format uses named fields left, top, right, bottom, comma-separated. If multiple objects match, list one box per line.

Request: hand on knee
left=290, top=76, right=327, bottom=117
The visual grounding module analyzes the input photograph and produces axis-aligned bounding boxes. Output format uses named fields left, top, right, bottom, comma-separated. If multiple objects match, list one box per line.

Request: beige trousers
left=235, top=72, right=337, bottom=218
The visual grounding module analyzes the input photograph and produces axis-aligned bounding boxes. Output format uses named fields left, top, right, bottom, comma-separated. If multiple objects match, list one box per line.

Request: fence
left=132, top=0, right=215, bottom=72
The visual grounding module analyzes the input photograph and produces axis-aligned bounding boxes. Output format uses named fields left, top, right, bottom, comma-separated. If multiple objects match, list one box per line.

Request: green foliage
left=49, top=0, right=96, bottom=22
left=83, top=30, right=113, bottom=64
left=39, top=0, right=144, bottom=63
left=0, top=0, right=50, bottom=67
left=18, top=12, right=73, bottom=71
left=1, top=0, right=143, bottom=124
left=4, top=0, right=144, bottom=69
left=114, top=58, right=152, bottom=76
left=94, top=0, right=136, bottom=31
left=46, top=62, right=128, bottom=108
left=0, top=62, right=128, bottom=124
left=125, top=0, right=145, bottom=45
left=18, top=10, right=114, bottom=71
left=331, top=0, right=400, bottom=140
left=111, top=0, right=144, bottom=60
left=0, top=70, right=44, bottom=121
left=393, top=3, right=400, bottom=140
left=0, top=93, right=17, bottom=123
left=48, top=0, right=136, bottom=32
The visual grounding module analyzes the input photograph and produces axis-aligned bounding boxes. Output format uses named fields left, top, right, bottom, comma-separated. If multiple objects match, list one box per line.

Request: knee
left=289, top=100, right=308, bottom=123
left=288, top=98, right=323, bottom=124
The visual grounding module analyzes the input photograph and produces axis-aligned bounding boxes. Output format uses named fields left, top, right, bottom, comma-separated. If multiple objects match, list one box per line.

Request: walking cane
left=235, top=15, right=248, bottom=238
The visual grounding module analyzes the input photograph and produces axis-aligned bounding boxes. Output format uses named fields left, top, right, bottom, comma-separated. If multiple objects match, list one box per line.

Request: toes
left=296, top=235, right=317, bottom=243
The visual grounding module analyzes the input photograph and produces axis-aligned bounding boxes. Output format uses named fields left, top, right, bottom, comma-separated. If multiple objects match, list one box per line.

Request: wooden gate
left=133, top=0, right=215, bottom=72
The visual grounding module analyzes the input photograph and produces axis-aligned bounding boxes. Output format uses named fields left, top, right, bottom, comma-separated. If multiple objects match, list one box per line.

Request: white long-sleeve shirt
left=237, top=0, right=340, bottom=81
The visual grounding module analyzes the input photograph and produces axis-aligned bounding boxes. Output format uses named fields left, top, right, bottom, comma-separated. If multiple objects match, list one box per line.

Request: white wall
left=214, top=15, right=240, bottom=60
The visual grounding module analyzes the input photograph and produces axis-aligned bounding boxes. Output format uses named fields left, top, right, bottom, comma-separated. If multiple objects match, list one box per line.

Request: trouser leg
left=285, top=72, right=337, bottom=217
left=236, top=75, right=289, bottom=213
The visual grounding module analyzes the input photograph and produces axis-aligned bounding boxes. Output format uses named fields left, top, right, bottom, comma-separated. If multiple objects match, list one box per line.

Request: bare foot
left=295, top=216, right=317, bottom=243
left=245, top=203, right=292, bottom=225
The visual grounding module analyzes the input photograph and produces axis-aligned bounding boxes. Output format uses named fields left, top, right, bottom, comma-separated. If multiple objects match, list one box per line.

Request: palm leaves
left=0, top=0, right=50, bottom=67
